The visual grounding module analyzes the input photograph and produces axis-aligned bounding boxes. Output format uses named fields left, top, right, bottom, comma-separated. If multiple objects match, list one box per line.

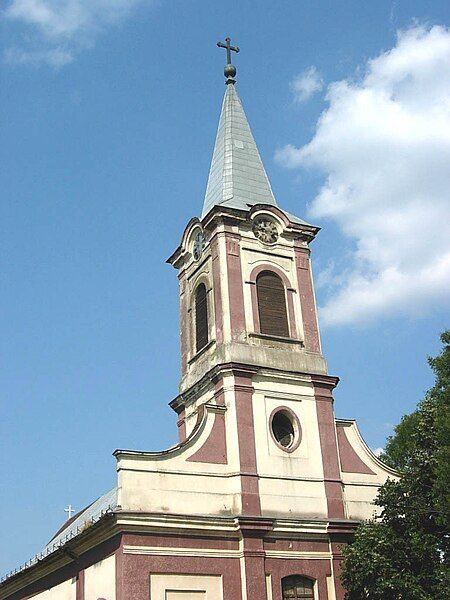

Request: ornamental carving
left=252, top=217, right=279, bottom=244
left=192, top=230, right=206, bottom=261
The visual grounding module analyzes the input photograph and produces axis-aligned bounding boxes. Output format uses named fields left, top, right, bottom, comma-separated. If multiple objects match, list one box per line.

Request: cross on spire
left=64, top=504, right=75, bottom=519
left=217, top=37, right=240, bottom=83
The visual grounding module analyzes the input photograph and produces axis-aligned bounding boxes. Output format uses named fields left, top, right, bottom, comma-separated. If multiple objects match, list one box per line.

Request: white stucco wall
left=253, top=375, right=328, bottom=518
left=84, top=554, right=116, bottom=600
left=150, top=574, right=222, bottom=600
left=30, top=578, right=76, bottom=600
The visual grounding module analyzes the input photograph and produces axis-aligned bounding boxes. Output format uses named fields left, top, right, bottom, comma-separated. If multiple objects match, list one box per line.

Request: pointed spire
left=201, top=83, right=278, bottom=219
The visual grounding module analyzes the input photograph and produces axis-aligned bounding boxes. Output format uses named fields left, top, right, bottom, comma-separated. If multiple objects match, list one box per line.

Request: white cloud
left=3, top=0, right=151, bottom=66
left=276, top=25, right=450, bottom=327
left=4, top=45, right=74, bottom=67
left=373, top=447, right=384, bottom=457
left=290, top=66, right=324, bottom=103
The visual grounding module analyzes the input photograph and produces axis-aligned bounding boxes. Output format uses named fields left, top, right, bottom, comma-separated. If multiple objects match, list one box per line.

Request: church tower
left=166, top=41, right=342, bottom=524
left=0, top=38, right=397, bottom=600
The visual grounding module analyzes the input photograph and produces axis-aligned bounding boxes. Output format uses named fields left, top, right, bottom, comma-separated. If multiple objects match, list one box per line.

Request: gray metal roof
left=0, top=488, right=118, bottom=582
left=201, top=83, right=309, bottom=226
left=42, top=487, right=118, bottom=553
left=202, top=83, right=277, bottom=217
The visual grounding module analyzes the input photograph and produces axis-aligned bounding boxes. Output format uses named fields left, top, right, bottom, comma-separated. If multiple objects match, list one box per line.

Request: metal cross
left=64, top=504, right=75, bottom=519
left=217, top=37, right=239, bottom=65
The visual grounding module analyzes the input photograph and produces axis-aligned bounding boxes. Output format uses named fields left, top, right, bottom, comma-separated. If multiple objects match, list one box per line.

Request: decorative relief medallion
left=192, top=230, right=206, bottom=261
left=252, top=217, right=279, bottom=244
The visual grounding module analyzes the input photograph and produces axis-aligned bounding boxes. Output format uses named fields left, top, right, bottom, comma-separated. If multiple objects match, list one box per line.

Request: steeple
left=202, top=84, right=278, bottom=218
left=169, top=37, right=325, bottom=391
left=202, top=40, right=308, bottom=225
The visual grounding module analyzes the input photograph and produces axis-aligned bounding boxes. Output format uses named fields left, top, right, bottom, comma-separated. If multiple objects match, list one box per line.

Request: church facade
left=1, top=43, right=396, bottom=600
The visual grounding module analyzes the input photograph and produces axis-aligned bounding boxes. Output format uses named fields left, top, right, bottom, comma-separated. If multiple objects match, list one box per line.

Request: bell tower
left=168, top=71, right=327, bottom=384
left=167, top=39, right=345, bottom=523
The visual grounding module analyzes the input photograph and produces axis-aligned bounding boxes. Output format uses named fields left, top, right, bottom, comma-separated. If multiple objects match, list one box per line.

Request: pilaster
left=312, top=375, right=345, bottom=520
left=294, top=243, right=321, bottom=354
left=224, top=224, right=246, bottom=342
left=179, top=270, right=189, bottom=376
left=239, top=518, right=273, bottom=600
left=232, top=367, right=261, bottom=515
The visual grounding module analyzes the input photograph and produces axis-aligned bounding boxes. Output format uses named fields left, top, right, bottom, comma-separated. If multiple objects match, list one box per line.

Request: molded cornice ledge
left=166, top=217, right=201, bottom=268
left=311, top=373, right=340, bottom=394
left=327, top=520, right=359, bottom=536
left=237, top=516, right=274, bottom=537
left=113, top=403, right=226, bottom=460
left=170, top=361, right=260, bottom=412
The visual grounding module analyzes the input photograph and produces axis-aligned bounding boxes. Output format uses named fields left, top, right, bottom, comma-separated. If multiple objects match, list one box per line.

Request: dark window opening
left=195, top=283, right=208, bottom=353
left=272, top=411, right=295, bottom=448
left=256, top=271, right=289, bottom=337
left=282, top=575, right=315, bottom=599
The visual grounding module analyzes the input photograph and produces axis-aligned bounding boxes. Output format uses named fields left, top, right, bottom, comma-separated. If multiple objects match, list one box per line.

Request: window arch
left=195, top=283, right=208, bottom=352
left=256, top=271, right=289, bottom=337
left=282, top=575, right=315, bottom=599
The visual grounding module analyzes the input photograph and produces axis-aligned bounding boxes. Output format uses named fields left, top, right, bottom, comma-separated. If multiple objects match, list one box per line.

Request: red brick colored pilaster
left=239, top=519, right=273, bottom=600
left=76, top=569, right=84, bottom=600
left=243, top=540, right=266, bottom=599
left=295, top=246, right=321, bottom=353
left=331, top=551, right=346, bottom=600
left=233, top=370, right=261, bottom=515
left=328, top=523, right=356, bottom=600
left=115, top=536, right=124, bottom=600
left=210, top=236, right=224, bottom=344
left=224, top=229, right=246, bottom=341
left=312, top=375, right=345, bottom=519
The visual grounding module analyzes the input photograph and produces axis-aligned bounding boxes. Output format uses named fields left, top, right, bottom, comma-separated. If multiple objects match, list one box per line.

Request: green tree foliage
left=379, top=411, right=420, bottom=471
left=341, top=331, right=450, bottom=599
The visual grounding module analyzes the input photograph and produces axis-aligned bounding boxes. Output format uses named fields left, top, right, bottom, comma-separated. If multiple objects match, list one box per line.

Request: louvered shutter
left=257, top=271, right=289, bottom=337
left=195, top=284, right=209, bottom=352
left=282, top=576, right=314, bottom=599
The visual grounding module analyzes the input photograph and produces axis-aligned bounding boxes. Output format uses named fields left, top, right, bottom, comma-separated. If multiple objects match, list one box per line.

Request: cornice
left=0, top=515, right=118, bottom=599
left=172, top=360, right=338, bottom=412
left=113, top=402, right=225, bottom=460
left=166, top=217, right=201, bottom=266
left=310, top=373, right=340, bottom=391
left=0, top=511, right=361, bottom=598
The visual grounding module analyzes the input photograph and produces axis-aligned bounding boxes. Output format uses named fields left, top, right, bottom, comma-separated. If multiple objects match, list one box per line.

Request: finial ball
left=224, top=63, right=236, bottom=79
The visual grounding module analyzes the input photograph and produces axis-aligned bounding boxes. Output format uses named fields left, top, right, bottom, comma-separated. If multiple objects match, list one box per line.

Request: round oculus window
left=271, top=409, right=299, bottom=450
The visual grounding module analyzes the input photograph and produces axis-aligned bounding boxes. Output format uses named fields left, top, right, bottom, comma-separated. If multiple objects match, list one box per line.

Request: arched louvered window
left=282, top=575, right=315, bottom=599
left=256, top=271, right=289, bottom=337
left=195, top=283, right=208, bottom=353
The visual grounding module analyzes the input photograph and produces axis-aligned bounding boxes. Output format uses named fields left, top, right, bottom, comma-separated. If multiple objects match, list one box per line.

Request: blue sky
left=1, top=0, right=449, bottom=576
